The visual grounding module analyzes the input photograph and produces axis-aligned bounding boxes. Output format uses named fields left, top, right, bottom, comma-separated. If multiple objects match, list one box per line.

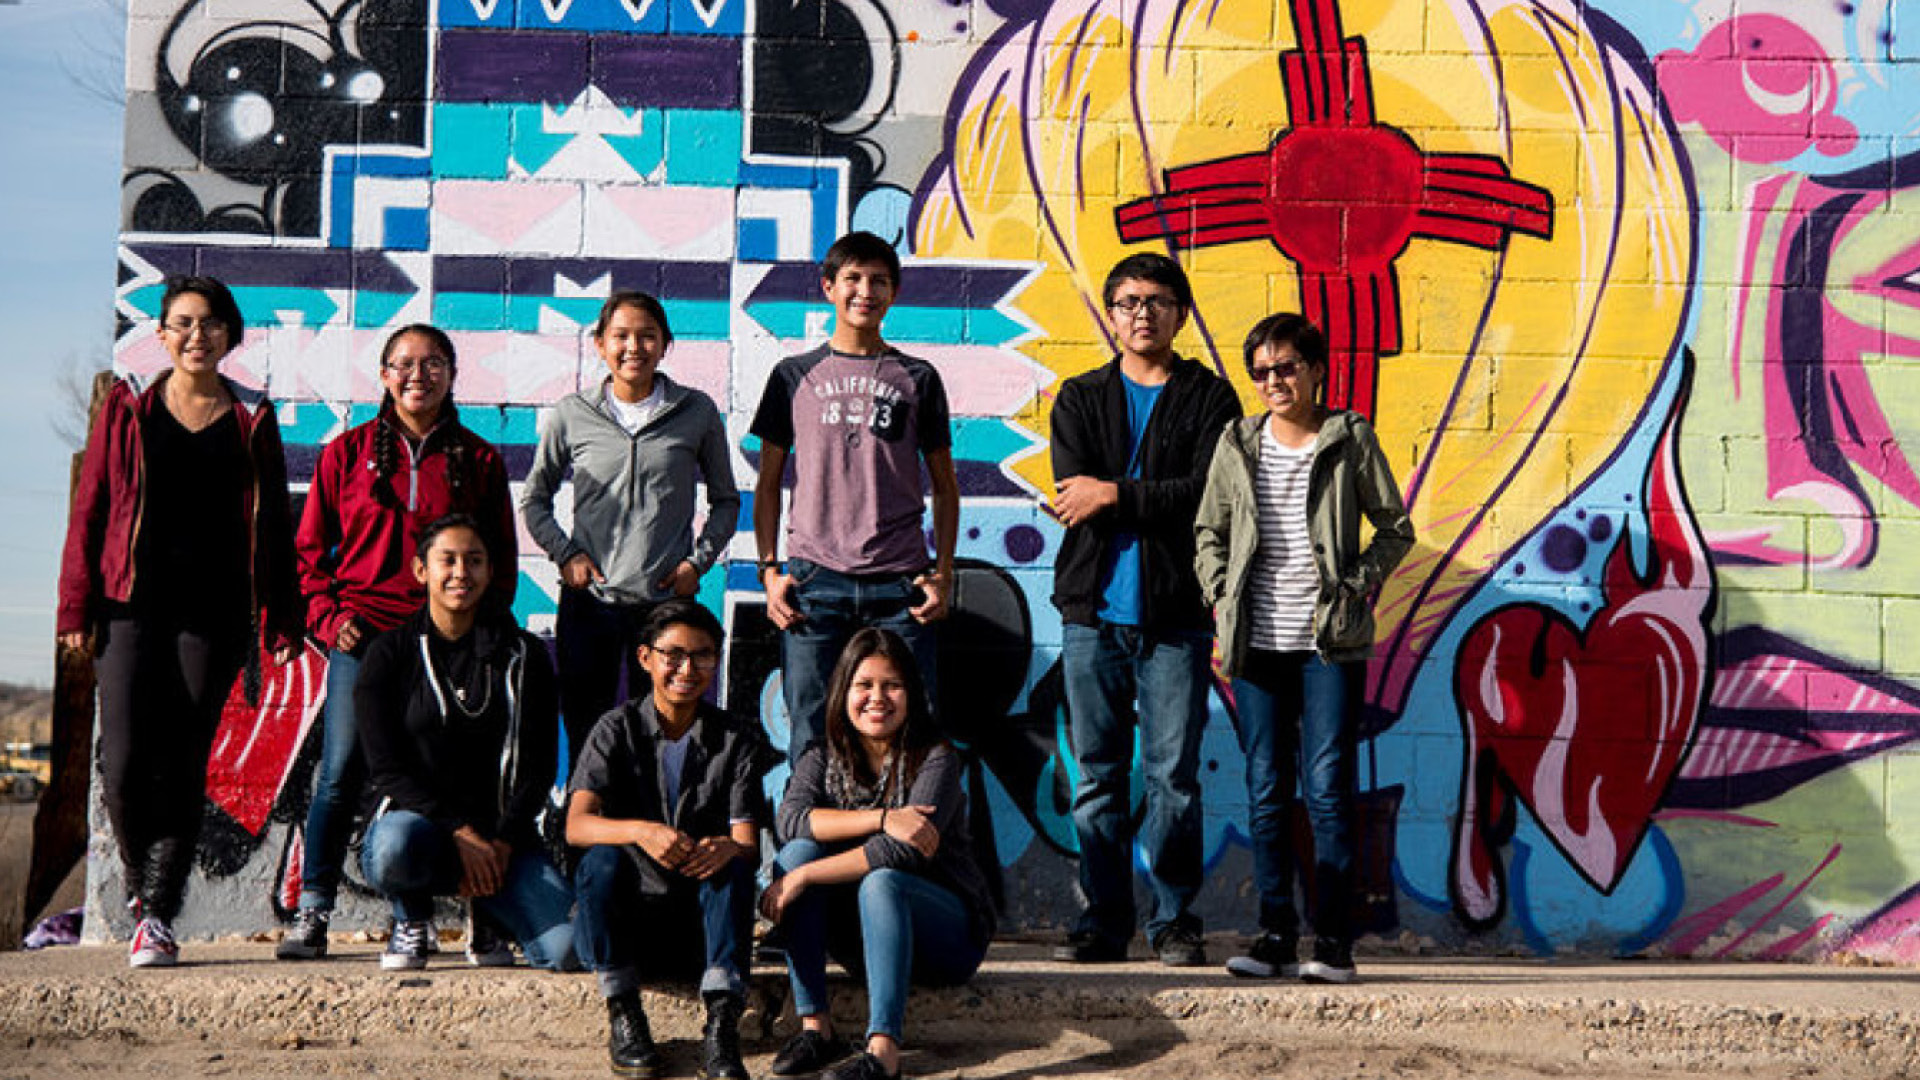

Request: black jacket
left=1049, top=354, right=1242, bottom=629
left=566, top=695, right=779, bottom=896
left=356, top=607, right=559, bottom=851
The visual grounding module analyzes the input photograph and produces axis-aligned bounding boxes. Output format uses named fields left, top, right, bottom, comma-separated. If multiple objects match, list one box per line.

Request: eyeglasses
left=163, top=318, right=228, bottom=337
left=648, top=646, right=720, bottom=672
left=1249, top=360, right=1301, bottom=383
left=382, top=356, right=452, bottom=376
left=1109, top=295, right=1179, bottom=317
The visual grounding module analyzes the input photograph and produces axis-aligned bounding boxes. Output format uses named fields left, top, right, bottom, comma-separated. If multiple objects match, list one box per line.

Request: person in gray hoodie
left=522, top=292, right=741, bottom=763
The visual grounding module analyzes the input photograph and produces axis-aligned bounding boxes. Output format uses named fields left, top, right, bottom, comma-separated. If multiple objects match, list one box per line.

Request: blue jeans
left=555, top=588, right=653, bottom=770
left=1233, top=649, right=1361, bottom=944
left=359, top=810, right=580, bottom=970
left=775, top=839, right=986, bottom=1041
left=573, top=844, right=754, bottom=999
left=297, top=648, right=365, bottom=911
left=781, top=558, right=938, bottom=764
left=1061, top=620, right=1211, bottom=945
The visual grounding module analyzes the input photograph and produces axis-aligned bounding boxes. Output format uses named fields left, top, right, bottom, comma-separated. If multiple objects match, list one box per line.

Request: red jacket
left=295, top=403, right=517, bottom=650
left=57, top=372, right=303, bottom=650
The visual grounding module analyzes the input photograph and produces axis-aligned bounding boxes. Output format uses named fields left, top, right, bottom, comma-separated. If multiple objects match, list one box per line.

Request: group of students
left=56, top=230, right=1413, bottom=1080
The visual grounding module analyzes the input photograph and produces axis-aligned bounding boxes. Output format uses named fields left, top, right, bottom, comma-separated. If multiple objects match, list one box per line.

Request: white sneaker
left=128, top=916, right=179, bottom=968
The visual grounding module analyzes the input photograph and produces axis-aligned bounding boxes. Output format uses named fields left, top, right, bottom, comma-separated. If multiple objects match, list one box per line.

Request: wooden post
left=23, top=370, right=113, bottom=931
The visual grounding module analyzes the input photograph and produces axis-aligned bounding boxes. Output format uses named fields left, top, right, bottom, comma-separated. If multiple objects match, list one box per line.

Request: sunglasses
left=1248, top=360, right=1301, bottom=383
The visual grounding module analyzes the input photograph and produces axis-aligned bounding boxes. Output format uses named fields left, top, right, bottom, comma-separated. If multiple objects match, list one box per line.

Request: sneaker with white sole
left=275, top=908, right=330, bottom=960
left=381, top=919, right=434, bottom=971
left=1299, top=938, right=1357, bottom=984
left=128, top=915, right=179, bottom=968
left=1225, top=932, right=1299, bottom=979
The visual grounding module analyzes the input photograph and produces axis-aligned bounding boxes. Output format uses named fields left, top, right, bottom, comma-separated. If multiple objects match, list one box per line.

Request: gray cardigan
left=521, top=374, right=741, bottom=606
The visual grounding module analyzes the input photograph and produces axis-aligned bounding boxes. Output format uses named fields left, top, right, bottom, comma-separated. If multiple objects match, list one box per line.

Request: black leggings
left=95, top=615, right=246, bottom=922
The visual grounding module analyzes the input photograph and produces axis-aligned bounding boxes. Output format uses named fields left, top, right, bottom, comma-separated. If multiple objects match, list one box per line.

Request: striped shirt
left=1247, top=425, right=1318, bottom=652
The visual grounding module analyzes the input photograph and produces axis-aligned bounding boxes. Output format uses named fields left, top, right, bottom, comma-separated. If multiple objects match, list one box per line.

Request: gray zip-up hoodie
left=522, top=374, right=741, bottom=606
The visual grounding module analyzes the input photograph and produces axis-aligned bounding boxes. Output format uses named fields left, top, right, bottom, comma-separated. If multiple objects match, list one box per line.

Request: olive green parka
left=1193, top=410, right=1414, bottom=677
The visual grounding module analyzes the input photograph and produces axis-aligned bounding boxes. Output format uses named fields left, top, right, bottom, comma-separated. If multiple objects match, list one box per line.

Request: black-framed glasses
left=1109, top=295, right=1179, bottom=317
left=1249, top=360, right=1301, bottom=383
left=648, top=646, right=720, bottom=672
left=163, top=317, right=228, bottom=337
left=382, top=356, right=452, bottom=376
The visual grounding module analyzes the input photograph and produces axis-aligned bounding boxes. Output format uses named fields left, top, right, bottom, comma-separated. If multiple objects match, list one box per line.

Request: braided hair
left=372, top=324, right=474, bottom=510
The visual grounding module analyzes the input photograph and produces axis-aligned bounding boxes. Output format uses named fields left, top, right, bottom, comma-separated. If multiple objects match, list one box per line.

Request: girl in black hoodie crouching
left=355, top=513, right=577, bottom=972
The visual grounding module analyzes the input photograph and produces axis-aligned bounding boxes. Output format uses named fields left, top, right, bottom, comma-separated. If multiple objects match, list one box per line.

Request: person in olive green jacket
left=1193, top=313, right=1413, bottom=985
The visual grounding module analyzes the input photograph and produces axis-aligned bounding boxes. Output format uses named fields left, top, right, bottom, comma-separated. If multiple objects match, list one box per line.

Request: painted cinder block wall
left=87, top=0, right=1920, bottom=961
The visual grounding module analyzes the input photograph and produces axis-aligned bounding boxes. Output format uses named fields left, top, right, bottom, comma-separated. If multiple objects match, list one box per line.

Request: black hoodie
left=356, top=606, right=558, bottom=851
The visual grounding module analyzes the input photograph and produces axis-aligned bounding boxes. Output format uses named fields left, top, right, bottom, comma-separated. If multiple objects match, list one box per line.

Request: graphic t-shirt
left=1096, top=374, right=1164, bottom=626
left=749, top=344, right=953, bottom=575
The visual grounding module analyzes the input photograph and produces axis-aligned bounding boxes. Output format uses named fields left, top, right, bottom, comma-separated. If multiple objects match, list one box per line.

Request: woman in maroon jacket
left=277, top=323, right=518, bottom=961
left=56, top=275, right=302, bottom=968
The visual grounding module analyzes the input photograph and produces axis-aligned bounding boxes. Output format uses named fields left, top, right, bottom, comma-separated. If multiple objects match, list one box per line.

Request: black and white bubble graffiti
left=128, top=0, right=427, bottom=236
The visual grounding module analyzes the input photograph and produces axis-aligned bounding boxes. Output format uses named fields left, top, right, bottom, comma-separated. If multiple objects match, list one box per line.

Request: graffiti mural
left=90, top=0, right=1920, bottom=961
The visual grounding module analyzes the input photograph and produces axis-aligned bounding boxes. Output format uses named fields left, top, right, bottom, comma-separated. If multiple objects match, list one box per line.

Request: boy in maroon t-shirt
left=749, top=231, right=958, bottom=763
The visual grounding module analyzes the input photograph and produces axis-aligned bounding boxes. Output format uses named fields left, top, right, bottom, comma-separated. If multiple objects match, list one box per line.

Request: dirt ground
left=1, top=939, right=1917, bottom=1079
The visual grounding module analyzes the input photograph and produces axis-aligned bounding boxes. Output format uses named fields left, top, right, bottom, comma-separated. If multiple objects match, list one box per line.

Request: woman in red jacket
left=56, top=275, right=302, bottom=968
left=278, top=323, right=518, bottom=961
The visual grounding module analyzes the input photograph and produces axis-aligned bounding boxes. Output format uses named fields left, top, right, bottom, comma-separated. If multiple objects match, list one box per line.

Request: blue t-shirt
left=1096, top=374, right=1164, bottom=626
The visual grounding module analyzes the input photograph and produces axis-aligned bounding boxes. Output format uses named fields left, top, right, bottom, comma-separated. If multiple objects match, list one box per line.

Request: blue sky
left=0, top=0, right=125, bottom=684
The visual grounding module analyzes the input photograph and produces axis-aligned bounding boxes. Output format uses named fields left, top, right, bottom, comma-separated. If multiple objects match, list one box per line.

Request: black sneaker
left=1151, top=925, right=1207, bottom=967
left=608, top=992, right=665, bottom=1078
left=1225, top=933, right=1298, bottom=979
left=1300, top=938, right=1357, bottom=984
left=1051, top=929, right=1128, bottom=963
left=276, top=908, right=330, bottom=961
left=771, top=1029, right=853, bottom=1077
left=464, top=906, right=515, bottom=968
left=821, top=1052, right=898, bottom=1080
left=700, top=991, right=749, bottom=1080
left=381, top=919, right=433, bottom=971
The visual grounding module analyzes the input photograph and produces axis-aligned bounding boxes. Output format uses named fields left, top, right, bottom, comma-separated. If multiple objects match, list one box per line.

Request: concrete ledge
left=3, top=940, right=1918, bottom=1078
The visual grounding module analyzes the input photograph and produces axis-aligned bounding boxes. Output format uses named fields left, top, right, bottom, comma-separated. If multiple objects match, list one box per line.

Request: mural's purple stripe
left=741, top=450, right=1024, bottom=498
left=1021, top=15, right=1079, bottom=276
left=955, top=460, right=1030, bottom=498
left=591, top=33, right=741, bottom=110
left=437, top=29, right=739, bottom=109
left=1539, top=12, right=1588, bottom=127
left=437, top=28, right=592, bottom=103
left=1073, top=95, right=1090, bottom=213
left=745, top=262, right=1027, bottom=307
left=433, top=256, right=731, bottom=299
left=128, top=244, right=397, bottom=291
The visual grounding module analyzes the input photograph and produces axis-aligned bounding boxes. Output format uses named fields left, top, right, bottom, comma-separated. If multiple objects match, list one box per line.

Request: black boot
left=607, top=991, right=664, bottom=1078
left=143, top=838, right=187, bottom=923
left=701, top=990, right=749, bottom=1080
